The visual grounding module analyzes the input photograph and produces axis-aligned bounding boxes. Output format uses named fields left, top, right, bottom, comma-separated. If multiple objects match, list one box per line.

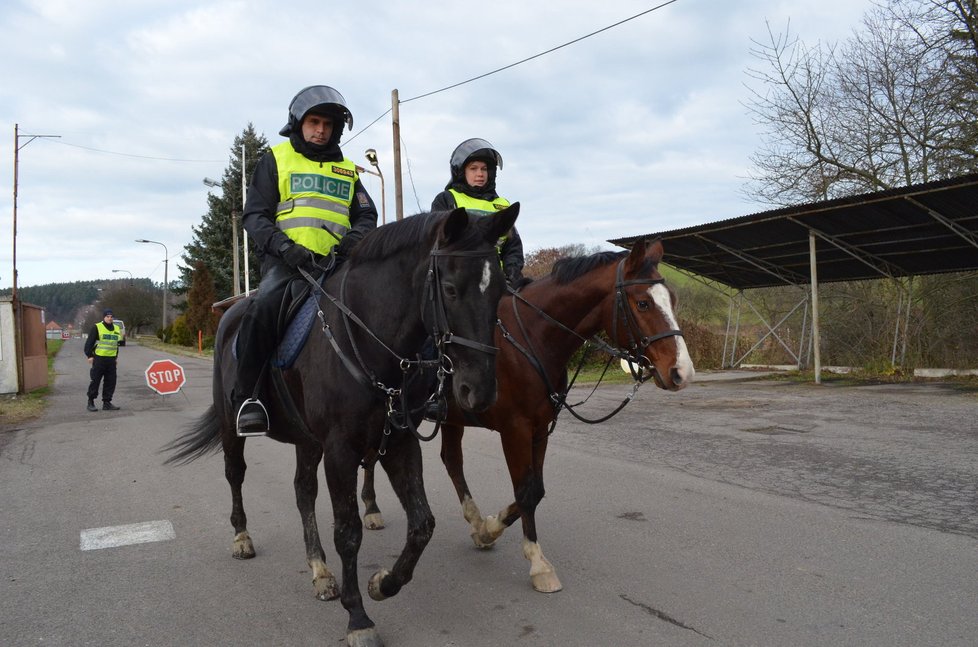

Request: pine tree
left=184, top=261, right=220, bottom=338
left=181, top=124, right=269, bottom=300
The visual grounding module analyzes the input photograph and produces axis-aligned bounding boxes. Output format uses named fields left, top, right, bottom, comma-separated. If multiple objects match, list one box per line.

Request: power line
left=402, top=0, right=680, bottom=104
left=51, top=139, right=224, bottom=163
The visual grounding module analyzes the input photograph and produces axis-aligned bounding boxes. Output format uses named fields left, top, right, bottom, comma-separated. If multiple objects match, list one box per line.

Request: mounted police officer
left=431, top=138, right=527, bottom=288
left=85, top=308, right=122, bottom=411
left=234, top=85, right=378, bottom=436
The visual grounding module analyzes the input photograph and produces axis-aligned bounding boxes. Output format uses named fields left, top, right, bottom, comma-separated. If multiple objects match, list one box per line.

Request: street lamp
left=112, top=269, right=133, bottom=286
left=363, top=148, right=386, bottom=225
left=203, top=177, right=241, bottom=296
left=135, top=239, right=168, bottom=336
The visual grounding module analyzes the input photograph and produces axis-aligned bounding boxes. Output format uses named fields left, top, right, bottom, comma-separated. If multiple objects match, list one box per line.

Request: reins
left=499, top=257, right=683, bottom=435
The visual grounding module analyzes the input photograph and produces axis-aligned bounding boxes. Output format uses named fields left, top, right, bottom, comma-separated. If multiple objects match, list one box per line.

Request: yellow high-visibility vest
left=94, top=322, right=121, bottom=357
left=272, top=142, right=357, bottom=255
left=449, top=190, right=512, bottom=260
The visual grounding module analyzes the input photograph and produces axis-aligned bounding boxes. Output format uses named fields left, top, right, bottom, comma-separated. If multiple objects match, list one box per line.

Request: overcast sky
left=0, top=0, right=874, bottom=290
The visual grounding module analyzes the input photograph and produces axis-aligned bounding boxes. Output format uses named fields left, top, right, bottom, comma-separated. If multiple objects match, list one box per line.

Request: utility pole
left=391, top=89, right=403, bottom=221
left=12, top=124, right=59, bottom=394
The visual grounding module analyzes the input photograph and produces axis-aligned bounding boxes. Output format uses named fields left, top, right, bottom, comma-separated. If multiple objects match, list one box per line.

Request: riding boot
left=417, top=336, right=447, bottom=420
left=233, top=310, right=275, bottom=437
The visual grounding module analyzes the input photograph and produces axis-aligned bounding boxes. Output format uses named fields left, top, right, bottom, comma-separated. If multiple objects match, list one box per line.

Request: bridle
left=298, top=244, right=500, bottom=450
left=499, top=256, right=683, bottom=432
left=611, top=258, right=684, bottom=382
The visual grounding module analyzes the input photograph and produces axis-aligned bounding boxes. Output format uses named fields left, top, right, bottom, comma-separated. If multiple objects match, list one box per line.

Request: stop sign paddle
left=145, top=359, right=187, bottom=395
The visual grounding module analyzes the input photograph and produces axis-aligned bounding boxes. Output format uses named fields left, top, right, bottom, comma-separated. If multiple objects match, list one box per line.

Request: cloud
left=0, top=0, right=874, bottom=288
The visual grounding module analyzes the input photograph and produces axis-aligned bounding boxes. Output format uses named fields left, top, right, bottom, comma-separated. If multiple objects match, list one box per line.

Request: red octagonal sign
left=145, top=359, right=187, bottom=395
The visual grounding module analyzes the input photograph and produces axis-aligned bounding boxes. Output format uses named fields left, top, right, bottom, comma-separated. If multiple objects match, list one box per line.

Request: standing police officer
left=84, top=308, right=122, bottom=411
left=233, top=85, right=378, bottom=436
left=431, top=138, right=527, bottom=288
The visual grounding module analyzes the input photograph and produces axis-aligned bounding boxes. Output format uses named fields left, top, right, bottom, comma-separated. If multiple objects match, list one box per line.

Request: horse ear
left=440, top=208, right=471, bottom=246
left=486, top=202, right=520, bottom=242
left=625, top=238, right=663, bottom=272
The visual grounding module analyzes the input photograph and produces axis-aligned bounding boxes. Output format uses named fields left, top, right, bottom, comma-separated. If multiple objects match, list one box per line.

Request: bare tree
left=744, top=2, right=976, bottom=206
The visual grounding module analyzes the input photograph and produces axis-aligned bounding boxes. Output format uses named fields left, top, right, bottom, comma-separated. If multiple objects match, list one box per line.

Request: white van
left=115, top=319, right=126, bottom=346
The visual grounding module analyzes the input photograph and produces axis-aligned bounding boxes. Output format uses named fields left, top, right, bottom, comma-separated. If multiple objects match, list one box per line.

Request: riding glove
left=280, top=242, right=315, bottom=272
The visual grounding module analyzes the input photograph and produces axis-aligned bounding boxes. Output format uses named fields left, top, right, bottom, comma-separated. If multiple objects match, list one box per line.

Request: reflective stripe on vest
left=449, top=190, right=512, bottom=260
left=448, top=190, right=510, bottom=216
left=94, top=322, right=121, bottom=357
left=272, top=142, right=357, bottom=255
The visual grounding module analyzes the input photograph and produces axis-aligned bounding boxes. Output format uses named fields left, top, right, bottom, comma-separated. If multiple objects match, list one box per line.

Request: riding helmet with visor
left=279, top=85, right=354, bottom=137
left=449, top=138, right=504, bottom=179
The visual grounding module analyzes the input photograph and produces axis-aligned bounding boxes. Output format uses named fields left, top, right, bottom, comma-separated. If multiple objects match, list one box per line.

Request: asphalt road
left=1, top=339, right=975, bottom=646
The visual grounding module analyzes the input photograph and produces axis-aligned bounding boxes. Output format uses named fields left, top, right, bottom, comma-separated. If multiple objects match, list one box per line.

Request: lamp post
left=111, top=269, right=133, bottom=286
left=203, top=177, right=241, bottom=296
left=135, top=239, right=168, bottom=336
left=364, top=148, right=386, bottom=225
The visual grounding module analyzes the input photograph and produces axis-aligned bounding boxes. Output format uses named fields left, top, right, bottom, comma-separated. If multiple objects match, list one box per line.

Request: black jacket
left=243, top=143, right=378, bottom=275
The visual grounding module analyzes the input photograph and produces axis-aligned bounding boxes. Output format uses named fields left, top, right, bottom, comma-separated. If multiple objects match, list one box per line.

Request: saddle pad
left=272, top=295, right=318, bottom=369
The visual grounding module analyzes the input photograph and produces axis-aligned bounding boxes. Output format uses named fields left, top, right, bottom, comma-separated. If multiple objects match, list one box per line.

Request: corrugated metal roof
left=609, top=173, right=978, bottom=290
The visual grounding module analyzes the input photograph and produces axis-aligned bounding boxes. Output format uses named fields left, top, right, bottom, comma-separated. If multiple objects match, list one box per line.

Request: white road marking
left=79, top=520, right=175, bottom=551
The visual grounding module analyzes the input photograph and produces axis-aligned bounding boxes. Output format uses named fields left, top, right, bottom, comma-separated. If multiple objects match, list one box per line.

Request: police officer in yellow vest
left=234, top=85, right=378, bottom=435
left=431, top=138, right=527, bottom=288
left=85, top=308, right=122, bottom=412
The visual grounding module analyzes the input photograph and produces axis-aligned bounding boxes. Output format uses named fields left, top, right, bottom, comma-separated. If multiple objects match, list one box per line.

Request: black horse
left=164, top=206, right=519, bottom=647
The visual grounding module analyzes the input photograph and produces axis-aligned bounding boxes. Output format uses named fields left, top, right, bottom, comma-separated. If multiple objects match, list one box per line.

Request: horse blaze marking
left=145, top=359, right=187, bottom=395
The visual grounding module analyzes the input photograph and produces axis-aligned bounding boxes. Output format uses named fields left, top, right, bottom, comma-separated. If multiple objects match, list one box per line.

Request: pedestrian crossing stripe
left=79, top=520, right=175, bottom=551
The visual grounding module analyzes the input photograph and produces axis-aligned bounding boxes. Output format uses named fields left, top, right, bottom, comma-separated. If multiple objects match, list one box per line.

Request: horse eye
left=442, top=283, right=458, bottom=300
left=636, top=300, right=650, bottom=312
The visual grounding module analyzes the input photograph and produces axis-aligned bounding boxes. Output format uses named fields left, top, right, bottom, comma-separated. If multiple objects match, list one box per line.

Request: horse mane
left=350, top=211, right=441, bottom=262
left=551, top=250, right=628, bottom=285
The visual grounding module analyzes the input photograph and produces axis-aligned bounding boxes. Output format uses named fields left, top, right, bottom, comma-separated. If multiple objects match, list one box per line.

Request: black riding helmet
left=279, top=85, right=354, bottom=141
left=449, top=138, right=504, bottom=184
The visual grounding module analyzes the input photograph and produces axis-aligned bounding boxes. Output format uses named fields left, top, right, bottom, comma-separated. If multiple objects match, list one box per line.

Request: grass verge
left=0, top=339, right=63, bottom=428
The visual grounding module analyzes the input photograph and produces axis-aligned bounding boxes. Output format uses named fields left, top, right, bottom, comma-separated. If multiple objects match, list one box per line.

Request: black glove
left=334, top=233, right=361, bottom=258
left=506, top=270, right=532, bottom=291
left=281, top=242, right=315, bottom=272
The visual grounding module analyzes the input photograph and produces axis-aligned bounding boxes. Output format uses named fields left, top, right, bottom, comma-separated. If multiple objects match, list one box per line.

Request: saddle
left=271, top=276, right=321, bottom=369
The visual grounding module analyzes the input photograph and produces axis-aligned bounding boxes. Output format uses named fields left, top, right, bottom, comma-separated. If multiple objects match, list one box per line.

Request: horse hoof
left=314, top=574, right=339, bottom=601
left=367, top=569, right=391, bottom=601
left=470, top=530, right=497, bottom=550
left=531, top=571, right=563, bottom=593
left=347, top=627, right=384, bottom=647
left=232, top=532, right=256, bottom=560
left=363, top=512, right=385, bottom=530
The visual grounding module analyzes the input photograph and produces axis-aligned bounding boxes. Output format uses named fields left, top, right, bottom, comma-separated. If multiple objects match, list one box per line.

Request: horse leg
left=502, top=431, right=562, bottom=593
left=367, top=437, right=435, bottom=603
left=360, top=458, right=385, bottom=530
left=321, top=446, right=380, bottom=647
left=440, top=423, right=506, bottom=548
left=222, top=434, right=255, bottom=559
left=294, top=443, right=339, bottom=601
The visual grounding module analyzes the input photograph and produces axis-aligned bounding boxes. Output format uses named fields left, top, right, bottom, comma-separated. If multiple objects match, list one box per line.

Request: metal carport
left=609, top=173, right=978, bottom=382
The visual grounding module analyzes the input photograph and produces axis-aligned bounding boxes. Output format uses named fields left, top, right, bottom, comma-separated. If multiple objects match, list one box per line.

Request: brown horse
left=360, top=238, right=694, bottom=593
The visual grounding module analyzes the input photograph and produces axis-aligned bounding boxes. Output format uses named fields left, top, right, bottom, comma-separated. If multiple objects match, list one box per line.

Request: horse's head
left=426, top=203, right=520, bottom=412
left=613, top=239, right=695, bottom=391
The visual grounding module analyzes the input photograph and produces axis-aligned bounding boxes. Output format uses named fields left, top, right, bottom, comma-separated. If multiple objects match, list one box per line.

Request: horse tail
left=161, top=404, right=224, bottom=465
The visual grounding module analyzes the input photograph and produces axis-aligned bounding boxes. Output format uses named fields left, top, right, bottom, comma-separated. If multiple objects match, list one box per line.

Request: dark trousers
left=87, top=356, right=118, bottom=403
left=234, top=262, right=296, bottom=403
